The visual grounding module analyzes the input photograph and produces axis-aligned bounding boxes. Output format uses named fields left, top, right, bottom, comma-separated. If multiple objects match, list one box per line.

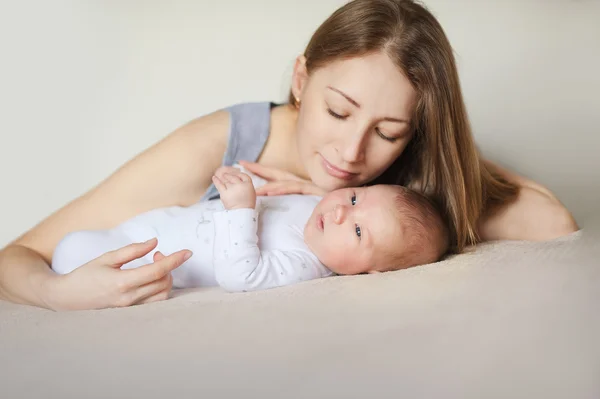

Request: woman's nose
left=341, top=131, right=367, bottom=163
left=333, top=204, right=348, bottom=224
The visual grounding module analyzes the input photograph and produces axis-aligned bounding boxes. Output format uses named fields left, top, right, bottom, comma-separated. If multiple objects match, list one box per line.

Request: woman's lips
left=320, top=155, right=357, bottom=180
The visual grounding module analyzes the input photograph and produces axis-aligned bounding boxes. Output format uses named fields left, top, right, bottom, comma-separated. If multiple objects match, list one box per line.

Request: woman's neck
left=260, top=104, right=309, bottom=180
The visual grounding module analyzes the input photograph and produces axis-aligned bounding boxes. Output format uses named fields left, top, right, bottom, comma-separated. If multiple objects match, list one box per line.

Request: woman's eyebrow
left=327, top=86, right=360, bottom=108
left=382, top=116, right=410, bottom=124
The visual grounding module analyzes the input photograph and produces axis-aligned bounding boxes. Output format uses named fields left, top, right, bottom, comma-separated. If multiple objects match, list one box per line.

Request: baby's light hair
left=380, top=185, right=449, bottom=271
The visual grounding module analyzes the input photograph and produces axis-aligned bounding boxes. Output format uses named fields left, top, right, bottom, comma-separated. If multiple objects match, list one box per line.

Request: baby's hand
left=212, top=166, right=257, bottom=210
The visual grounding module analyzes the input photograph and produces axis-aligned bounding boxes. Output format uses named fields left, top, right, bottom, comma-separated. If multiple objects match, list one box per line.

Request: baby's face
left=304, top=185, right=404, bottom=275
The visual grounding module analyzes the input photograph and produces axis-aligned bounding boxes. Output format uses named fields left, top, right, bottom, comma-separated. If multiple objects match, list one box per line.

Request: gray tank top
left=200, top=101, right=276, bottom=202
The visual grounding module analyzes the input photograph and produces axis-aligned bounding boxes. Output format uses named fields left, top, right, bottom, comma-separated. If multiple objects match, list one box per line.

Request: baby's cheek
left=323, top=246, right=358, bottom=274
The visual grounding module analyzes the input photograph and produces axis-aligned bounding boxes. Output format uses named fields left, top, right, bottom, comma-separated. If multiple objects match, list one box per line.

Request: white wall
left=0, top=0, right=598, bottom=247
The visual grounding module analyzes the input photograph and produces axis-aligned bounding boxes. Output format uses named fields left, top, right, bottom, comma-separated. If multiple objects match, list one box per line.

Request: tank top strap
left=200, top=101, right=275, bottom=202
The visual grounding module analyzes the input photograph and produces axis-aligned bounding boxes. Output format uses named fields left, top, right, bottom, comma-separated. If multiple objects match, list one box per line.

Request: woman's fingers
left=256, top=181, right=326, bottom=196
left=303, top=184, right=327, bottom=196
left=103, top=238, right=158, bottom=267
left=122, top=249, right=191, bottom=288
left=138, top=290, right=171, bottom=305
left=153, top=250, right=166, bottom=262
left=132, top=272, right=173, bottom=305
left=255, top=182, right=287, bottom=195
left=238, top=160, right=304, bottom=182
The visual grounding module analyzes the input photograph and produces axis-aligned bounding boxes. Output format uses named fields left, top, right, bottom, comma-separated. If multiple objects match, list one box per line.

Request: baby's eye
left=355, top=224, right=362, bottom=239
left=351, top=194, right=357, bottom=206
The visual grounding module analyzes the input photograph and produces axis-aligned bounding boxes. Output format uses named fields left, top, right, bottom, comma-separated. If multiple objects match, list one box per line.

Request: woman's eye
left=351, top=194, right=357, bottom=206
left=355, top=224, right=362, bottom=239
left=327, top=108, right=347, bottom=120
left=376, top=127, right=398, bottom=143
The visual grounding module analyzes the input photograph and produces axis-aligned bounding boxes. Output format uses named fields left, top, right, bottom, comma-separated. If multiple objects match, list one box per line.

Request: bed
left=1, top=229, right=597, bottom=399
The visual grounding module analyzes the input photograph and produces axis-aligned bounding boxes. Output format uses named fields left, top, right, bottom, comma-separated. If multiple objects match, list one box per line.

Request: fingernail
left=183, top=251, right=193, bottom=261
left=144, top=237, right=156, bottom=244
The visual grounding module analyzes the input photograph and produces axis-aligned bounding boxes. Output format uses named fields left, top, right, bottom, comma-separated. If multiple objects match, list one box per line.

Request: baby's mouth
left=318, top=214, right=324, bottom=231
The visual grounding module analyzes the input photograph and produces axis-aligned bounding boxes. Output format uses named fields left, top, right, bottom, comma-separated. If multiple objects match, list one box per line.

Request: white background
left=1, top=0, right=598, bottom=246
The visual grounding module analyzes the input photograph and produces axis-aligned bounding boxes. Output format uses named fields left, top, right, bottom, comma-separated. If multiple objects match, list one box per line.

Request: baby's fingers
left=222, top=172, right=243, bottom=184
left=212, top=175, right=227, bottom=192
left=215, top=166, right=239, bottom=180
left=237, top=172, right=252, bottom=183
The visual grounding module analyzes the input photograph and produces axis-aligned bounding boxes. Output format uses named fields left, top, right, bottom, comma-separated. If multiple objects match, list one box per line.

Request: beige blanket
left=1, top=230, right=598, bottom=399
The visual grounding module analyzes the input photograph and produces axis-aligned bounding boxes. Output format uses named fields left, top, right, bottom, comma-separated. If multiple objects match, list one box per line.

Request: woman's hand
left=238, top=160, right=327, bottom=197
left=48, top=238, right=190, bottom=311
left=255, top=180, right=327, bottom=197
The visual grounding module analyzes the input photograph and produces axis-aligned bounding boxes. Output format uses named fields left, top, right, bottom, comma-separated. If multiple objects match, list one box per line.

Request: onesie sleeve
left=212, top=208, right=332, bottom=292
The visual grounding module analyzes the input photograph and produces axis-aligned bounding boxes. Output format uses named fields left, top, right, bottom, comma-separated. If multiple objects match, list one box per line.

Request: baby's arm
left=211, top=166, right=330, bottom=292
left=212, top=208, right=331, bottom=292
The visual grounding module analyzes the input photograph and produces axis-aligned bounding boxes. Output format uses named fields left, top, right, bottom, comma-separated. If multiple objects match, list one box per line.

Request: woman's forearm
left=0, top=244, right=58, bottom=309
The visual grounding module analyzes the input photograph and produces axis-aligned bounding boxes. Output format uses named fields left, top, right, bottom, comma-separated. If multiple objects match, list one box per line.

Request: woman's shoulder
left=224, top=101, right=279, bottom=112
left=224, top=101, right=287, bottom=137
left=225, top=100, right=274, bottom=127
left=174, top=100, right=282, bottom=153
left=222, top=100, right=294, bottom=160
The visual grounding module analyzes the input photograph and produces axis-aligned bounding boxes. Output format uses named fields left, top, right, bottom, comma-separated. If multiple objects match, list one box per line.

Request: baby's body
left=52, top=193, right=333, bottom=292
left=52, top=164, right=449, bottom=293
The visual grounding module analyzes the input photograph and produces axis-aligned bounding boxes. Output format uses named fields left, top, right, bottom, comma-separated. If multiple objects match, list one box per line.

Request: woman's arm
left=0, top=109, right=230, bottom=309
left=477, top=160, right=579, bottom=242
left=0, top=245, right=60, bottom=308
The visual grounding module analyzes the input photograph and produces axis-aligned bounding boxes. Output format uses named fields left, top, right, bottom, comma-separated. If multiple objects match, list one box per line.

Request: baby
left=51, top=165, right=449, bottom=292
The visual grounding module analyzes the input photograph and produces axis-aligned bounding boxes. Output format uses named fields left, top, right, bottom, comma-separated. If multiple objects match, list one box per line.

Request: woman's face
left=293, top=51, right=417, bottom=191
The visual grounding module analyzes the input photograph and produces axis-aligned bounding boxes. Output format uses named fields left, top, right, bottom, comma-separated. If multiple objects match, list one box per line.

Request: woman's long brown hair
left=289, top=0, right=519, bottom=252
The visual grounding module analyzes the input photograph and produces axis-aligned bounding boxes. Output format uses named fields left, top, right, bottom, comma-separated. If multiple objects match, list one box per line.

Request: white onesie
left=51, top=181, right=333, bottom=292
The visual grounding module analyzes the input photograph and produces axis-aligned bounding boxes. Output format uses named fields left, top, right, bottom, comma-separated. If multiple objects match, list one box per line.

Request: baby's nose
left=333, top=204, right=348, bottom=224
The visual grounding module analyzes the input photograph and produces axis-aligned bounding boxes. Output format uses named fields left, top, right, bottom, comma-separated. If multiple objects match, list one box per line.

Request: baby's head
left=304, top=185, right=448, bottom=275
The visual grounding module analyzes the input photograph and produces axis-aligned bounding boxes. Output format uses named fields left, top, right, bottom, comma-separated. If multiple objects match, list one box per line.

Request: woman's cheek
left=372, top=142, right=404, bottom=171
left=315, top=109, right=340, bottom=139
left=299, top=116, right=324, bottom=149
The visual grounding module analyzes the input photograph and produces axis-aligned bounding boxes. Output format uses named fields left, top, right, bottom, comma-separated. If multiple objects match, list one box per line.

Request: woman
left=0, top=0, right=578, bottom=311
